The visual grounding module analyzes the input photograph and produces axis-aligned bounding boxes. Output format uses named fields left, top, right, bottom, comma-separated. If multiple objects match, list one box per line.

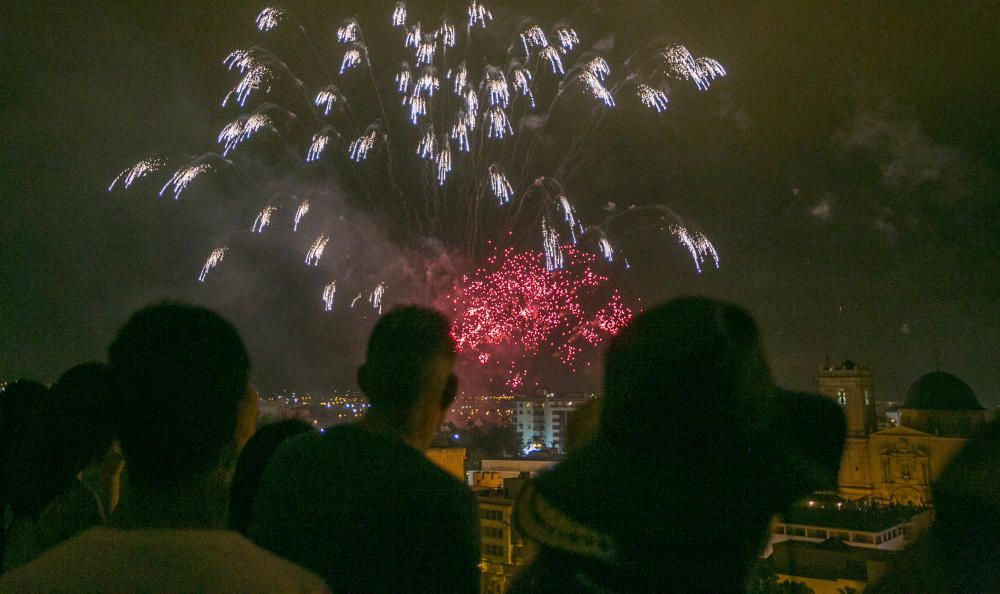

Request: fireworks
left=435, top=144, right=452, bottom=185
left=349, top=128, right=378, bottom=162
left=323, top=280, right=337, bottom=311
left=305, top=233, right=330, bottom=266
left=255, top=7, right=285, bottom=32
left=391, top=2, right=407, bottom=28
left=340, top=47, right=364, bottom=74
left=159, top=163, right=212, bottom=200
left=315, top=86, right=342, bottom=116
left=467, top=1, right=492, bottom=28
left=293, top=200, right=310, bottom=231
left=671, top=225, right=720, bottom=273
left=369, top=282, right=386, bottom=313
left=488, top=164, right=513, bottom=204
left=485, top=106, right=513, bottom=139
left=637, top=84, right=669, bottom=113
left=251, top=206, right=277, bottom=233
left=555, top=27, right=579, bottom=53
left=306, top=131, right=331, bottom=162
left=108, top=158, right=165, bottom=191
left=451, top=246, right=632, bottom=388
left=110, top=2, right=728, bottom=389
left=223, top=64, right=272, bottom=108
left=198, top=247, right=226, bottom=282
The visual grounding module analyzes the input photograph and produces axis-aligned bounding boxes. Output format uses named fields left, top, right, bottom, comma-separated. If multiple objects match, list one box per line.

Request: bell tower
left=818, top=360, right=877, bottom=500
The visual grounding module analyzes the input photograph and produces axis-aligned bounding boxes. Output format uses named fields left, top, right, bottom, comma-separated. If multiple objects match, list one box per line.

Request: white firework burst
left=694, top=57, right=726, bottom=90
left=395, top=63, right=412, bottom=94
left=223, top=49, right=257, bottom=73
left=488, top=163, right=513, bottom=204
left=251, top=206, right=277, bottom=233
left=349, top=129, right=378, bottom=162
left=485, top=106, right=513, bottom=139
left=598, top=237, right=614, bottom=262
left=637, top=84, right=669, bottom=112
left=578, top=72, right=615, bottom=107
left=108, top=158, right=165, bottom=191
left=448, top=62, right=468, bottom=95
left=336, top=20, right=360, bottom=43
left=542, top=217, right=564, bottom=271
left=223, top=64, right=273, bottom=108
left=323, top=280, right=337, bottom=311
left=555, top=27, right=579, bottom=53
left=198, top=247, right=226, bottom=282
left=416, top=67, right=440, bottom=96
left=512, top=66, right=535, bottom=108
left=340, top=47, right=364, bottom=74
left=671, top=225, right=720, bottom=273
left=519, top=24, right=548, bottom=57
left=369, top=282, right=386, bottom=313
left=417, top=126, right=437, bottom=159
left=255, top=7, right=285, bottom=32
left=540, top=46, right=564, bottom=75
left=314, top=85, right=341, bottom=116
left=467, top=1, right=492, bottom=28
left=483, top=67, right=510, bottom=107
left=406, top=94, right=428, bottom=125
left=306, top=131, right=331, bottom=162
left=305, top=233, right=330, bottom=266
left=391, top=1, right=407, bottom=28
left=438, top=19, right=456, bottom=48
left=559, top=195, right=578, bottom=243
left=293, top=200, right=310, bottom=232
left=450, top=116, right=470, bottom=152
left=159, top=163, right=212, bottom=200
left=462, top=87, right=479, bottom=127
left=435, top=143, right=452, bottom=186
left=415, top=36, right=436, bottom=65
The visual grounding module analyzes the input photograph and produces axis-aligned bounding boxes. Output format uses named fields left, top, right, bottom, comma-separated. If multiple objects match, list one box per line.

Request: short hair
left=107, top=303, right=250, bottom=487
left=361, top=306, right=455, bottom=413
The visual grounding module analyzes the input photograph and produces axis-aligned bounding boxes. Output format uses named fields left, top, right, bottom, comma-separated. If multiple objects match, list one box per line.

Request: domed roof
left=903, top=372, right=983, bottom=411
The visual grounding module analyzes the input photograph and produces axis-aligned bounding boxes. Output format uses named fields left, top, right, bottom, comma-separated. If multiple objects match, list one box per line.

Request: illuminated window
left=864, top=390, right=871, bottom=406
left=837, top=389, right=847, bottom=406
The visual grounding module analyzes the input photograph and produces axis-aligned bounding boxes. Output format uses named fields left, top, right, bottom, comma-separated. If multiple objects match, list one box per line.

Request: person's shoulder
left=219, top=531, right=330, bottom=591
left=0, top=527, right=107, bottom=590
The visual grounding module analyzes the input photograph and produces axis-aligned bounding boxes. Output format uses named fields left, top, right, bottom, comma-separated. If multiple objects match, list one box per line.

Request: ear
left=440, top=374, right=458, bottom=410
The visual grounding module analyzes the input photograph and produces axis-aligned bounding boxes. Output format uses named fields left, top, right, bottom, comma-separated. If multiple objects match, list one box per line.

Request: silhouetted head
left=107, top=303, right=253, bottom=489
left=229, top=419, right=313, bottom=535
left=357, top=306, right=457, bottom=436
left=5, top=363, right=117, bottom=517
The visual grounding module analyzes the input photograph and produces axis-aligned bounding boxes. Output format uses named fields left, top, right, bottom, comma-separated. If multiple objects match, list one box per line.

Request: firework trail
left=108, top=158, right=165, bottom=191
left=369, top=282, right=386, bottom=313
left=251, top=205, right=277, bottom=233
left=323, top=280, right=337, bottom=311
left=293, top=200, right=310, bottom=231
left=159, top=163, right=212, bottom=200
left=305, top=233, right=330, bottom=266
left=671, top=225, right=720, bottom=273
left=198, top=247, right=226, bottom=282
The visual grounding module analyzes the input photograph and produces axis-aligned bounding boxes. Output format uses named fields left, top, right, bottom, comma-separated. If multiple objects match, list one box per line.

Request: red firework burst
left=451, top=245, right=633, bottom=390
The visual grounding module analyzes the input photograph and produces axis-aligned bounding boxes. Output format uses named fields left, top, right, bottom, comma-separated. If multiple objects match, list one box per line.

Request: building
left=467, top=458, right=559, bottom=489
left=426, top=447, right=466, bottom=481
left=770, top=538, right=895, bottom=594
left=818, top=362, right=987, bottom=505
left=476, top=479, right=529, bottom=594
left=514, top=391, right=596, bottom=453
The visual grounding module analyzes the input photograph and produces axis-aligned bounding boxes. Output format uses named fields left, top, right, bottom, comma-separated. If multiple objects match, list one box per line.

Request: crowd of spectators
left=0, top=298, right=996, bottom=592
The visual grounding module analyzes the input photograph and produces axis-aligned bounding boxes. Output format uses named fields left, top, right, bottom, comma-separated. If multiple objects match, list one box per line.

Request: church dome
left=902, top=372, right=983, bottom=411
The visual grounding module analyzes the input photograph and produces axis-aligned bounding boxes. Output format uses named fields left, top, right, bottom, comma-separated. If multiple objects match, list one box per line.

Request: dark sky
left=3, top=1, right=998, bottom=405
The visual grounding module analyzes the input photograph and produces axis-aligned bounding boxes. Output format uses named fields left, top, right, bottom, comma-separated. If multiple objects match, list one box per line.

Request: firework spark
left=555, top=27, right=579, bottom=53
left=108, top=158, right=165, bottom=191
left=519, top=23, right=548, bottom=57
left=486, top=106, right=513, bottom=139
left=395, top=63, right=412, bottom=93
left=323, top=280, right=337, bottom=311
left=255, top=7, right=285, bottom=32
left=198, top=247, right=226, bottom=282
left=223, top=64, right=273, bottom=108
left=488, top=163, right=513, bottom=204
left=340, top=47, right=364, bottom=74
left=315, top=85, right=342, bottom=116
left=306, top=131, right=332, bottom=162
left=438, top=20, right=457, bottom=48
left=542, top=218, right=564, bottom=271
left=512, top=66, right=535, bottom=108
left=293, top=200, right=310, bottom=231
left=448, top=63, right=468, bottom=94
left=251, top=205, right=277, bottom=233
left=435, top=143, right=452, bottom=185
left=348, top=128, right=378, bottom=162
left=694, top=57, right=727, bottom=90
left=540, top=46, right=564, bottom=74
left=337, top=20, right=360, bottom=44
left=578, top=72, right=615, bottom=107
left=450, top=116, right=471, bottom=152
left=637, top=84, right=669, bottom=112
left=467, top=1, right=492, bottom=28
left=671, top=225, right=720, bottom=273
left=159, top=163, right=212, bottom=200
left=598, top=237, right=614, bottom=262
left=416, top=67, right=440, bottom=96
left=417, top=127, right=437, bottom=159
left=451, top=246, right=632, bottom=388
left=305, top=233, right=330, bottom=266
left=223, top=49, right=257, bottom=73
left=350, top=292, right=363, bottom=308
left=369, top=282, right=386, bottom=313
left=391, top=1, right=407, bottom=28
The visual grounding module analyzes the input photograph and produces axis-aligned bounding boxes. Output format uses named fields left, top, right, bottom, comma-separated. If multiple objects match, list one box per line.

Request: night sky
left=3, top=1, right=998, bottom=405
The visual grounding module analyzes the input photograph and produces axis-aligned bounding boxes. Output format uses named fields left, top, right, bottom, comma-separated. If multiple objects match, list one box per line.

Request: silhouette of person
left=251, top=306, right=479, bottom=593
left=510, top=297, right=846, bottom=593
left=0, top=303, right=327, bottom=592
